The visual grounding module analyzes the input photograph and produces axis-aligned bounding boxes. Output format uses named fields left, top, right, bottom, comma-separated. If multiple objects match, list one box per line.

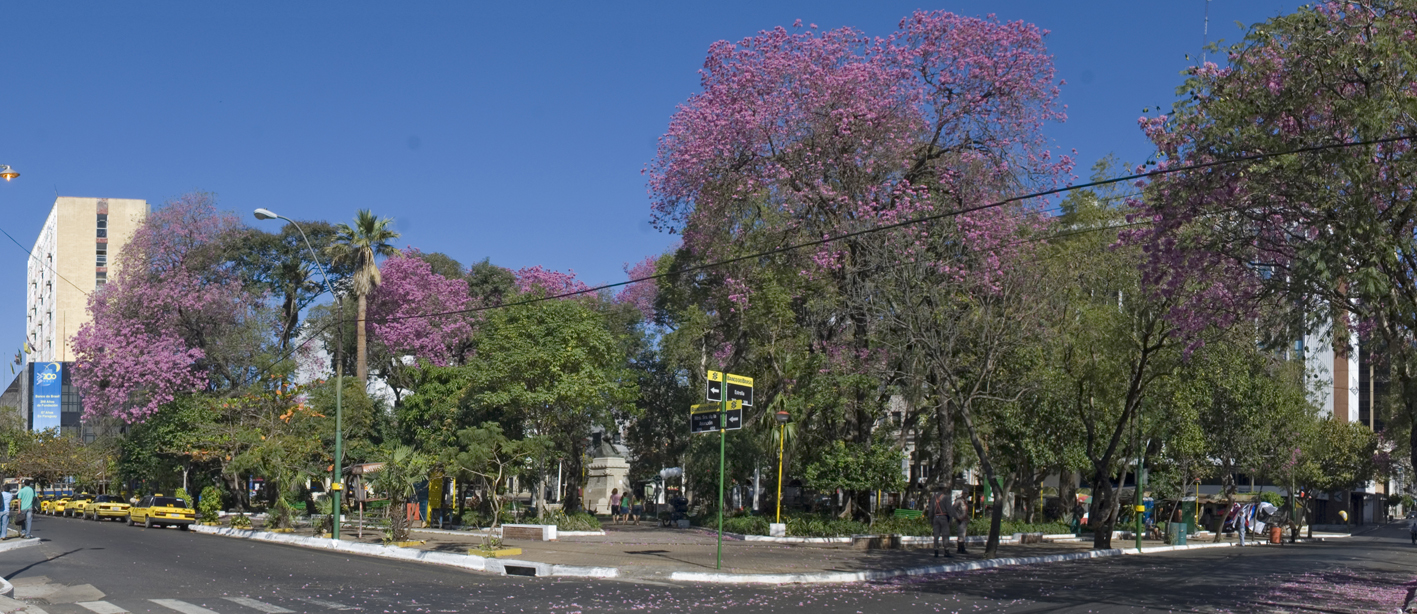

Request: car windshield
left=94, top=495, right=122, bottom=503
left=153, top=497, right=186, bottom=508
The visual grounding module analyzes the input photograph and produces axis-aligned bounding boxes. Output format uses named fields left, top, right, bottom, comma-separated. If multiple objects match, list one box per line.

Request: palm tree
left=327, top=210, right=399, bottom=383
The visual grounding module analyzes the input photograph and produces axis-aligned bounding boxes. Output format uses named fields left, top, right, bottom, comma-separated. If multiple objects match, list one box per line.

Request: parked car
left=49, top=497, right=74, bottom=516
left=64, top=494, right=94, bottom=518
left=81, top=494, right=130, bottom=521
left=128, top=495, right=194, bottom=530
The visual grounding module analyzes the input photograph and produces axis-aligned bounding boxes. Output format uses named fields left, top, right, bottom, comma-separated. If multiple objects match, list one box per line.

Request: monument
left=584, top=433, right=630, bottom=515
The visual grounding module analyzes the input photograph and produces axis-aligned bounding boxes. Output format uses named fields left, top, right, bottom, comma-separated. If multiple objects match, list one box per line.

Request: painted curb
left=0, top=575, right=10, bottom=596
left=191, top=525, right=616, bottom=579
left=670, top=549, right=1128, bottom=584
left=0, top=539, right=40, bottom=555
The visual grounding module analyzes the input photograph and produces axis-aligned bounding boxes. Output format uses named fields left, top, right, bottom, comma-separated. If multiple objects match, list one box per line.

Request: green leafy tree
left=451, top=422, right=549, bottom=548
left=462, top=296, right=638, bottom=513
left=802, top=440, right=905, bottom=522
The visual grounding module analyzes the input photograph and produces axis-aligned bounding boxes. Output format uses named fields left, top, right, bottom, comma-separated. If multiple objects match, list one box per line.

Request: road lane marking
left=224, top=597, right=294, bottom=613
left=150, top=599, right=223, bottom=614
left=300, top=598, right=359, bottom=610
left=77, top=603, right=130, bottom=614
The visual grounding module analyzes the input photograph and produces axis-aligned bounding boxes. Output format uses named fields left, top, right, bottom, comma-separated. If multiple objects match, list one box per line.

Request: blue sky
left=0, top=1, right=1302, bottom=349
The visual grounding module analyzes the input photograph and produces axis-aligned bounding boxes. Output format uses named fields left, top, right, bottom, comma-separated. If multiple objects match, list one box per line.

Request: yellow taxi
left=80, top=494, right=130, bottom=521
left=128, top=494, right=194, bottom=530
left=38, top=496, right=55, bottom=514
left=64, top=494, right=94, bottom=518
left=48, top=496, right=73, bottom=516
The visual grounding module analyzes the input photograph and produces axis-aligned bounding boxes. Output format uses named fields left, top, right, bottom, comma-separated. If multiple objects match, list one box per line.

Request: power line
left=212, top=134, right=1417, bottom=377
left=372, top=133, right=1415, bottom=324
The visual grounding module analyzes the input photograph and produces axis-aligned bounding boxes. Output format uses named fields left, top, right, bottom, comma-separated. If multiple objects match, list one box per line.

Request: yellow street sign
left=725, top=373, right=753, bottom=387
left=692, top=400, right=743, bottom=413
left=707, top=370, right=723, bottom=382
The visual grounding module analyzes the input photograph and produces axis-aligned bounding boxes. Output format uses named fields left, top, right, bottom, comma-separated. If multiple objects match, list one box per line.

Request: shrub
left=174, top=488, right=191, bottom=506
left=1259, top=491, right=1285, bottom=507
left=197, top=486, right=222, bottom=523
left=541, top=510, right=602, bottom=532
left=229, top=513, right=252, bottom=529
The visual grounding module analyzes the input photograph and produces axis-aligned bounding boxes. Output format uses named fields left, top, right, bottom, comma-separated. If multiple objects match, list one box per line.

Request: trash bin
left=1269, top=526, right=1282, bottom=544
left=1168, top=522, right=1188, bottom=545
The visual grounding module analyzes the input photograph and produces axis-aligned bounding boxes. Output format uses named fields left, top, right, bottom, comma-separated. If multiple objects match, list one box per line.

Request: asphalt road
left=3, top=514, right=1414, bottom=614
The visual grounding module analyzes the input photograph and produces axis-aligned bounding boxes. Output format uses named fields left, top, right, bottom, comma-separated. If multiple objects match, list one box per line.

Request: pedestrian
left=0, top=485, right=11, bottom=540
left=609, top=488, right=622, bottom=524
left=928, top=487, right=952, bottom=558
left=621, top=491, right=634, bottom=524
left=17, top=481, right=35, bottom=539
left=1070, top=504, right=1085, bottom=535
left=1236, top=506, right=1248, bottom=546
left=952, top=493, right=971, bottom=554
left=631, top=491, right=644, bottom=526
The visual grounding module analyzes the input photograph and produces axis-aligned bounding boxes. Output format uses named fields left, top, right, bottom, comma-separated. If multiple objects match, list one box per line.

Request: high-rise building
left=26, top=197, right=148, bottom=362
left=5, top=197, right=148, bottom=439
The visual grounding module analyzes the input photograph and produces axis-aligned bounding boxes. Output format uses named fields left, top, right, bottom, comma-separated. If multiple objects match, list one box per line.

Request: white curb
left=0, top=539, right=41, bottom=555
left=0, top=575, right=10, bottom=596
left=191, top=525, right=617, bottom=579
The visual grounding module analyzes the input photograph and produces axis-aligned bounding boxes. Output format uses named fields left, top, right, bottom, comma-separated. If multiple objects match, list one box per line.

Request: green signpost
left=701, top=370, right=752, bottom=570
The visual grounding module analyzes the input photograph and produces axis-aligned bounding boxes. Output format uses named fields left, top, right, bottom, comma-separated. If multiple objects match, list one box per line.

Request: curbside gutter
left=671, top=549, right=1127, bottom=584
left=191, top=525, right=616, bottom=579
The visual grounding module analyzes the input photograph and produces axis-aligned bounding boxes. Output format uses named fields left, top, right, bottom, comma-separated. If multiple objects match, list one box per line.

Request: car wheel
left=144, top=517, right=151, bottom=529
left=179, top=524, right=189, bottom=531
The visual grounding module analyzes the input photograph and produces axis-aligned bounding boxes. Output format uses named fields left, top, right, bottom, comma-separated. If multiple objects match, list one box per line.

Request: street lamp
left=774, top=410, right=790, bottom=524
left=253, top=207, right=346, bottom=540
left=0, top=165, right=18, bottom=181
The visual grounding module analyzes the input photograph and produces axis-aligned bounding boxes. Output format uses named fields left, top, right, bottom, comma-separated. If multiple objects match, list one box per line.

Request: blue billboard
left=32, top=362, right=62, bottom=432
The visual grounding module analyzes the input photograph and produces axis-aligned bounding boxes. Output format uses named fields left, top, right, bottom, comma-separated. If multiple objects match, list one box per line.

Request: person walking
left=0, top=485, right=12, bottom=540
left=929, top=487, right=953, bottom=558
left=621, top=491, right=634, bottom=524
left=1236, top=506, right=1249, bottom=546
left=17, top=481, right=35, bottom=539
left=952, top=493, right=971, bottom=555
left=609, top=488, right=622, bottom=524
left=631, top=490, right=644, bottom=526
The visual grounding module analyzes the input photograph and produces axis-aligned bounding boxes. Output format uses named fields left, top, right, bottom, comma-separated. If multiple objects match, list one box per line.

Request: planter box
left=851, top=534, right=903, bottom=550
left=501, top=524, right=558, bottom=541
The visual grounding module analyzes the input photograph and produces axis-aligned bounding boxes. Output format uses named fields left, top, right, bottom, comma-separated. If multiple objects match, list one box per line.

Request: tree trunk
left=1059, top=468, right=1076, bottom=520
left=356, top=293, right=369, bottom=383
left=933, top=394, right=954, bottom=493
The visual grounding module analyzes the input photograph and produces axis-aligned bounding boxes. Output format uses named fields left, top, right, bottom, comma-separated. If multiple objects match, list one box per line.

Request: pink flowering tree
left=514, top=265, right=591, bottom=298
left=647, top=11, right=1069, bottom=548
left=1129, top=2, right=1417, bottom=469
left=72, top=193, right=265, bottom=423
left=614, top=256, right=660, bottom=321
left=369, top=249, right=476, bottom=367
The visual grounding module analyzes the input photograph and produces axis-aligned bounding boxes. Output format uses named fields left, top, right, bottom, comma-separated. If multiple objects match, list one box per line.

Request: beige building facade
left=26, top=197, right=148, bottom=362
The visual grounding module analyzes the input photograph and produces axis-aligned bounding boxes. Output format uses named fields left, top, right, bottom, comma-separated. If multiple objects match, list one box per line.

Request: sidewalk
left=193, top=519, right=1345, bottom=583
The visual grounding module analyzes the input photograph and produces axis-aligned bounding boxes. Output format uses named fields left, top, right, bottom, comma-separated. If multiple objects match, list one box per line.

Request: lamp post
left=774, top=410, right=790, bottom=524
left=0, top=165, right=19, bottom=181
left=253, top=207, right=345, bottom=540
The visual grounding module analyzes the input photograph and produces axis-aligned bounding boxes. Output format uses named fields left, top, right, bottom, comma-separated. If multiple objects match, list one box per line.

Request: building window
left=97, top=214, right=108, bottom=238
left=96, top=249, right=107, bottom=267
